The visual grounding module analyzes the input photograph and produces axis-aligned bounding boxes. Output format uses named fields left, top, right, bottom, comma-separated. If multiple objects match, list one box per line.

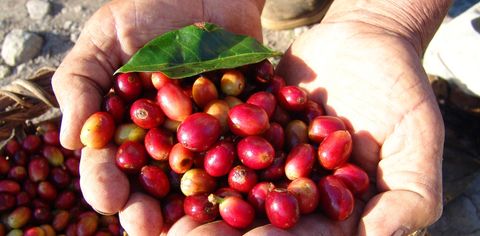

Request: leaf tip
left=193, top=22, right=217, bottom=32
left=193, top=22, right=207, bottom=30
left=113, top=67, right=124, bottom=75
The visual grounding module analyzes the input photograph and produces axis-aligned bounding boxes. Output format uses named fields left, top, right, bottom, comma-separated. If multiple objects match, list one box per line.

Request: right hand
left=52, top=0, right=264, bottom=235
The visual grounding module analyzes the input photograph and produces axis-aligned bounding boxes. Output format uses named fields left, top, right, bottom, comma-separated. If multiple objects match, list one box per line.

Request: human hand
left=51, top=0, right=264, bottom=235
left=175, top=0, right=448, bottom=235
left=272, top=1, right=446, bottom=235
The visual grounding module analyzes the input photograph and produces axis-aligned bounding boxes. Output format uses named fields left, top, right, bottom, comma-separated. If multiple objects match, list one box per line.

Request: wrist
left=324, top=0, right=452, bottom=55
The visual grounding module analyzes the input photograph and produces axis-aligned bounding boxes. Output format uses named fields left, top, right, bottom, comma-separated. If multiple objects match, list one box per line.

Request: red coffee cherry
left=333, top=163, right=370, bottom=195
left=277, top=86, right=308, bottom=111
left=204, top=140, right=236, bottom=177
left=139, top=165, right=170, bottom=198
left=317, top=130, right=352, bottom=170
left=308, top=116, right=346, bottom=143
left=157, top=82, right=193, bottom=122
left=183, top=193, right=219, bottom=224
left=228, top=103, right=269, bottom=137
left=115, top=141, right=147, bottom=173
left=130, top=98, right=165, bottom=129
left=177, top=113, right=221, bottom=152
left=287, top=177, right=319, bottom=214
left=237, top=136, right=274, bottom=170
left=317, top=176, right=354, bottom=221
left=265, top=188, right=300, bottom=229
left=248, top=182, right=275, bottom=214
left=209, top=194, right=255, bottom=229
left=114, top=72, right=143, bottom=101
left=228, top=165, right=258, bottom=193
left=285, top=143, right=316, bottom=180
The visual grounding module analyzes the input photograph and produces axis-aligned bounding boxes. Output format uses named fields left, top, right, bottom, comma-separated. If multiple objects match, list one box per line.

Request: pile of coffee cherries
left=0, top=123, right=122, bottom=235
left=80, top=60, right=369, bottom=229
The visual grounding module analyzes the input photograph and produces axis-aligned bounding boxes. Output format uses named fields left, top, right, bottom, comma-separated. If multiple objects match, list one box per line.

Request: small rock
left=63, top=21, right=73, bottom=30
left=73, top=5, right=85, bottom=13
left=26, top=0, right=51, bottom=20
left=293, top=26, right=308, bottom=37
left=0, top=65, right=11, bottom=79
left=1, top=29, right=44, bottom=66
left=16, top=63, right=27, bottom=73
left=70, top=32, right=80, bottom=43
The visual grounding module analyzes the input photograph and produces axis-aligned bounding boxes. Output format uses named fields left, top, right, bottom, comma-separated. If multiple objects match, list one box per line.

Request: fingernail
left=392, top=228, right=407, bottom=236
left=92, top=207, right=115, bottom=216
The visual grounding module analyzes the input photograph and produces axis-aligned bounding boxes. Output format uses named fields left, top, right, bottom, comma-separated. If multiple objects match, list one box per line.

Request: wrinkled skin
left=52, top=0, right=445, bottom=235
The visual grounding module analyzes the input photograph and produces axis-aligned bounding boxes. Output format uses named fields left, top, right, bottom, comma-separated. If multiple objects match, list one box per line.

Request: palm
left=276, top=21, right=444, bottom=235
left=280, top=21, right=428, bottom=173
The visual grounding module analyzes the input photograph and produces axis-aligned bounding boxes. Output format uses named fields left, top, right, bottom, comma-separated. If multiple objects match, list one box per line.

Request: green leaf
left=115, top=22, right=282, bottom=78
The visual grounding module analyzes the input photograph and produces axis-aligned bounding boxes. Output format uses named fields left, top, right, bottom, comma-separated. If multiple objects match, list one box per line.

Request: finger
left=168, top=217, right=265, bottom=236
left=186, top=214, right=271, bottom=236
left=244, top=200, right=363, bottom=236
left=243, top=225, right=294, bottom=236
left=119, top=192, right=163, bottom=236
left=79, top=145, right=129, bottom=214
left=289, top=199, right=363, bottom=236
left=167, top=216, right=202, bottom=236
left=187, top=221, right=242, bottom=236
left=361, top=102, right=444, bottom=235
left=360, top=191, right=432, bottom=236
left=52, top=72, right=106, bottom=150
left=52, top=44, right=114, bottom=150
left=52, top=3, right=120, bottom=149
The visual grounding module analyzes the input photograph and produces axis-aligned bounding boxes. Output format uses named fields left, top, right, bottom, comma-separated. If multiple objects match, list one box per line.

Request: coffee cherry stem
left=207, top=194, right=224, bottom=205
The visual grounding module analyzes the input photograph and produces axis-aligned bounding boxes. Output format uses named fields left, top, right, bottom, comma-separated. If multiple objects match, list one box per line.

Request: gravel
left=26, top=0, right=52, bottom=20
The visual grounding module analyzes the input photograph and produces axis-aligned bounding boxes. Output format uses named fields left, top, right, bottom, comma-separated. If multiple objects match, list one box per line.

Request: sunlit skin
left=52, top=0, right=448, bottom=235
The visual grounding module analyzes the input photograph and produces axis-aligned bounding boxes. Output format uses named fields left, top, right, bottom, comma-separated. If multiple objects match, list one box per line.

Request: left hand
left=52, top=0, right=264, bottom=235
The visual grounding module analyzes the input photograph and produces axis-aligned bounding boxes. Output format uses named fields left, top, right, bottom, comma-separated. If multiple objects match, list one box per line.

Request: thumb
left=359, top=190, right=441, bottom=236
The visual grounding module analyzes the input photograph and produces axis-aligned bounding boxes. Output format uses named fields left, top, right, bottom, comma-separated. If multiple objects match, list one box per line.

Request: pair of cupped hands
left=52, top=0, right=444, bottom=235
